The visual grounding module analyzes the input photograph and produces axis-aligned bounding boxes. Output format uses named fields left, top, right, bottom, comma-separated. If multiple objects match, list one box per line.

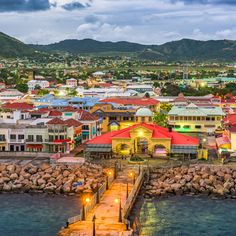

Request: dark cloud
left=171, top=0, right=236, bottom=5
left=62, top=2, right=90, bottom=11
left=0, top=0, right=51, bottom=12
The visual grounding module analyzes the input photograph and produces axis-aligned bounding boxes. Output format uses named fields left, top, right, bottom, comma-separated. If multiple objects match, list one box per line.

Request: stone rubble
left=0, top=162, right=105, bottom=194
left=145, top=165, right=236, bottom=199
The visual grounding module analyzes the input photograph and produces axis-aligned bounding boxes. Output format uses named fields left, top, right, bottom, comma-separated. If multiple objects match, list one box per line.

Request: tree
left=153, top=113, right=168, bottom=127
left=144, top=92, right=150, bottom=98
left=34, top=84, right=41, bottom=90
left=38, top=89, right=49, bottom=96
left=16, top=83, right=28, bottom=93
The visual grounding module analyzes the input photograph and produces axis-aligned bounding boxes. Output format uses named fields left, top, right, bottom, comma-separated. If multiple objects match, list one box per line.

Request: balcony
left=10, top=139, right=25, bottom=143
left=26, top=139, right=43, bottom=143
left=0, top=138, right=6, bottom=143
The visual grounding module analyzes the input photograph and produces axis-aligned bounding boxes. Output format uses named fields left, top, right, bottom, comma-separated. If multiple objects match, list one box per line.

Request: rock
left=3, top=183, right=11, bottom=191
left=40, top=163, right=50, bottom=171
left=0, top=164, right=6, bottom=172
left=63, top=170, right=71, bottom=177
left=10, top=173, right=18, bottom=180
left=6, top=164, right=15, bottom=174
left=42, top=174, right=51, bottom=181
left=37, top=178, right=46, bottom=185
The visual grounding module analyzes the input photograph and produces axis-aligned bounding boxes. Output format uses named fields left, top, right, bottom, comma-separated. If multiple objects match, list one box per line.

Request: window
left=149, top=117, right=152, bottom=122
left=169, top=116, right=174, bottom=121
left=211, top=117, right=215, bottom=121
left=206, top=117, right=210, bottom=121
left=193, top=117, right=196, bottom=121
left=10, top=134, right=16, bottom=140
left=0, top=135, right=5, bottom=141
left=141, top=117, right=145, bottom=122
left=18, top=135, right=24, bottom=140
left=123, top=117, right=129, bottom=121
left=59, top=135, right=65, bottom=140
left=184, top=117, right=188, bottom=121
left=183, top=125, right=190, bottom=129
left=28, top=135, right=34, bottom=142
left=49, top=135, right=54, bottom=142
left=82, top=125, right=89, bottom=130
left=36, top=135, right=43, bottom=142
left=197, top=117, right=201, bottom=121
left=109, top=117, right=117, bottom=121
left=175, top=125, right=181, bottom=129
left=195, top=125, right=201, bottom=129
left=7, top=116, right=10, bottom=119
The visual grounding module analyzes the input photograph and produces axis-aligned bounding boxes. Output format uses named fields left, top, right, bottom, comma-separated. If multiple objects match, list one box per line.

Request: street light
left=129, top=171, right=136, bottom=185
left=115, top=197, right=122, bottom=223
left=82, top=197, right=91, bottom=220
left=106, top=170, right=113, bottom=190
left=126, top=182, right=129, bottom=199
left=92, top=215, right=96, bottom=236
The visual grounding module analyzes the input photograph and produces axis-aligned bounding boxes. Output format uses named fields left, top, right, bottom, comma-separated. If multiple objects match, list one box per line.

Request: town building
left=27, top=80, right=50, bottom=91
left=168, top=103, right=225, bottom=133
left=85, top=123, right=199, bottom=159
left=66, top=78, right=78, bottom=87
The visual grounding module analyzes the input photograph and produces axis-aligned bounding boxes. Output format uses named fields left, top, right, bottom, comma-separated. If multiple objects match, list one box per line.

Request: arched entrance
left=135, top=137, right=149, bottom=154
left=116, top=143, right=130, bottom=156
left=153, top=144, right=167, bottom=157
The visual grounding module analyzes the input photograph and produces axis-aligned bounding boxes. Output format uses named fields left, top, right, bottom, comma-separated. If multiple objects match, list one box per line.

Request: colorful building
left=91, top=104, right=153, bottom=133
left=168, top=103, right=225, bottom=133
left=85, top=123, right=199, bottom=159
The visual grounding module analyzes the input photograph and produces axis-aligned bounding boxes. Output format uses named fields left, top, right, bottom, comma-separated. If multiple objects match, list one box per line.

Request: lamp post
left=115, top=197, right=122, bottom=223
left=129, top=172, right=136, bottom=185
left=96, top=182, right=99, bottom=204
left=92, top=215, right=96, bottom=236
left=106, top=170, right=113, bottom=190
left=82, top=197, right=90, bottom=221
left=126, top=182, right=129, bottom=199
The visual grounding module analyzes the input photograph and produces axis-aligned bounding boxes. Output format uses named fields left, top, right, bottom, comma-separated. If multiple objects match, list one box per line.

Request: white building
left=27, top=80, right=50, bottom=91
left=66, top=78, right=77, bottom=87
left=0, top=89, right=24, bottom=101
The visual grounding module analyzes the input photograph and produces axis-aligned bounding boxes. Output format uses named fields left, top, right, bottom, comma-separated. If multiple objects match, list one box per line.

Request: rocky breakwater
left=0, top=162, right=105, bottom=194
left=145, top=165, right=236, bottom=198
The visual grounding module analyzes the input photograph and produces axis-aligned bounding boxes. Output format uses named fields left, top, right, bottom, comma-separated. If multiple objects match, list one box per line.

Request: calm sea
left=0, top=193, right=82, bottom=236
left=139, top=196, right=236, bottom=236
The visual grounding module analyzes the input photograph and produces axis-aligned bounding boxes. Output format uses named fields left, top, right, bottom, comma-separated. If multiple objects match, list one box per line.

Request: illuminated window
left=195, top=125, right=201, bottom=129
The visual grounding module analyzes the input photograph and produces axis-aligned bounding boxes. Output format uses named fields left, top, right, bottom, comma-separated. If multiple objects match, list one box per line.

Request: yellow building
left=85, top=123, right=199, bottom=159
left=168, top=103, right=225, bottom=133
left=91, top=104, right=153, bottom=133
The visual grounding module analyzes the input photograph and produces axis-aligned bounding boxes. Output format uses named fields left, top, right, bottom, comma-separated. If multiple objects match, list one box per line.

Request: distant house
left=66, top=78, right=78, bottom=87
left=27, top=80, right=50, bottom=91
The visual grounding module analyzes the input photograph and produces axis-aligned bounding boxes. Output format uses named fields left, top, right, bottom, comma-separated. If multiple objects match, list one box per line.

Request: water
left=0, top=193, right=82, bottom=236
left=139, top=196, right=236, bottom=236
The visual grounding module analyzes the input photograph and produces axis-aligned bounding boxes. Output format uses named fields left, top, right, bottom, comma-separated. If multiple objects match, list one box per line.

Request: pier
left=58, top=165, right=147, bottom=236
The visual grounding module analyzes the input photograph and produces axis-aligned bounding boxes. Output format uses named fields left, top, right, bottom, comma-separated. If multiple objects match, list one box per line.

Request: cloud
left=61, top=1, right=90, bottom=11
left=170, top=0, right=236, bottom=5
left=0, top=0, right=51, bottom=12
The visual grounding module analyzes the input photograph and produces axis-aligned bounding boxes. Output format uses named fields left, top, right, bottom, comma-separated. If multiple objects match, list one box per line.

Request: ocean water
left=139, top=196, right=236, bottom=236
left=0, top=193, right=82, bottom=236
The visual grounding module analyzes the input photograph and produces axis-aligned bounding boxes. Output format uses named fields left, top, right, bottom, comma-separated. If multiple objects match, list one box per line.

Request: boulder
left=10, top=173, right=18, bottom=180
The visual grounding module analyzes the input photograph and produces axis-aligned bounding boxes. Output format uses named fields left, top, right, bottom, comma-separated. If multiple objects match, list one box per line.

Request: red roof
left=230, top=124, right=236, bottom=133
left=98, top=83, right=113, bottom=87
left=62, top=106, right=78, bottom=112
left=64, top=119, right=82, bottom=127
left=100, top=98, right=159, bottom=106
left=2, top=102, right=34, bottom=111
left=77, top=110, right=99, bottom=121
left=47, top=118, right=65, bottom=125
left=87, top=123, right=199, bottom=146
left=49, top=110, right=62, bottom=117
left=223, top=114, right=236, bottom=126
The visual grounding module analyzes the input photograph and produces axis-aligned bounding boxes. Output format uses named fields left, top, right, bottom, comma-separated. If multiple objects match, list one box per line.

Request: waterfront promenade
left=58, top=167, right=138, bottom=236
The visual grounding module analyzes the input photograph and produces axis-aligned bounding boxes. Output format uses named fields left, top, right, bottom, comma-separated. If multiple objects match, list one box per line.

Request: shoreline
left=0, top=162, right=105, bottom=195
left=144, top=164, right=236, bottom=199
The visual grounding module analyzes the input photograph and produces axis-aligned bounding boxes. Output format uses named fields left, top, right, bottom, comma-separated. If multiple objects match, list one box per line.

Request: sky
left=0, top=0, right=236, bottom=45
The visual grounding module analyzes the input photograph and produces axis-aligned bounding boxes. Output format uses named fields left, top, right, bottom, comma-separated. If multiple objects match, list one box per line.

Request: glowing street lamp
left=106, top=170, right=113, bottom=190
left=82, top=197, right=91, bottom=220
left=129, top=171, right=136, bottom=185
left=115, top=197, right=122, bottom=223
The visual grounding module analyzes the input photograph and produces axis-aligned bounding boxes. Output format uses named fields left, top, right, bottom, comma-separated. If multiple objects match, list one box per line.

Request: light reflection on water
left=140, top=196, right=236, bottom=236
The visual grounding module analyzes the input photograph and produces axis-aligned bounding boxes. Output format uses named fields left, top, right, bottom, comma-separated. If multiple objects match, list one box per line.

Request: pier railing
left=67, top=172, right=115, bottom=225
left=122, top=167, right=147, bottom=221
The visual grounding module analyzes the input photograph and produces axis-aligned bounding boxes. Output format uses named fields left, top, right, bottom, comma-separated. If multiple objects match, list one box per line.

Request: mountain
left=146, top=39, right=236, bottom=61
left=32, top=39, right=147, bottom=54
left=1, top=31, right=236, bottom=61
left=32, top=38, right=236, bottom=61
left=0, top=32, right=37, bottom=58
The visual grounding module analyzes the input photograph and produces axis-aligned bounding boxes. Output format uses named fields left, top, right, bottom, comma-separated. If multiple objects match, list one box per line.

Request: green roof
left=168, top=103, right=225, bottom=117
